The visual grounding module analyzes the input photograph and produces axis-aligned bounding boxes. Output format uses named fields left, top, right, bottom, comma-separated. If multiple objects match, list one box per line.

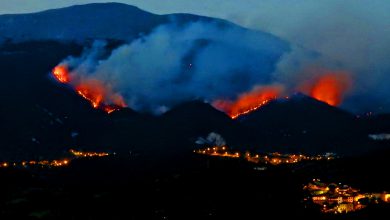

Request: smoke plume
left=58, top=21, right=289, bottom=114
left=56, top=18, right=386, bottom=115
left=196, top=132, right=226, bottom=147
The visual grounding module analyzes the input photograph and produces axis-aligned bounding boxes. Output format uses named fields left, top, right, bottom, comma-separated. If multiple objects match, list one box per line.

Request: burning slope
left=53, top=59, right=351, bottom=118
left=52, top=64, right=126, bottom=113
left=213, top=85, right=284, bottom=119
left=52, top=65, right=70, bottom=83
left=300, top=72, right=352, bottom=106
left=213, top=71, right=352, bottom=119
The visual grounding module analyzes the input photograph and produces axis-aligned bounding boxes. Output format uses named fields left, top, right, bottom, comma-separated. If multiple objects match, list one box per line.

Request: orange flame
left=300, top=72, right=352, bottom=106
left=52, top=65, right=70, bottom=83
left=76, top=80, right=104, bottom=108
left=213, top=85, right=284, bottom=119
left=52, top=65, right=126, bottom=113
left=76, top=79, right=126, bottom=111
left=102, top=105, right=122, bottom=114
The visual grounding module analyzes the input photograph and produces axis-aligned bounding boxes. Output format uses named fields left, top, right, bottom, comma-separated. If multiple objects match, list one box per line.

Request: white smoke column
left=369, top=134, right=390, bottom=141
left=196, top=132, right=226, bottom=146
left=206, top=132, right=226, bottom=147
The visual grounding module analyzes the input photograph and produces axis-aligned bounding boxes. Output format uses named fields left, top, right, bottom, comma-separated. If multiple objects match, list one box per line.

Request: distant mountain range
left=0, top=3, right=168, bottom=41
left=0, top=3, right=262, bottom=42
left=0, top=3, right=388, bottom=161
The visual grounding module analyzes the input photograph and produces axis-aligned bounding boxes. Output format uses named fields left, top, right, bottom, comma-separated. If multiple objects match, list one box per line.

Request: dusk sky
left=1, top=1, right=388, bottom=36
left=1, top=1, right=388, bottom=52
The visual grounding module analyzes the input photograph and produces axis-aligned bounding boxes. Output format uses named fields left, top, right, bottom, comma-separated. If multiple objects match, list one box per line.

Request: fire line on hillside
left=53, top=64, right=352, bottom=118
left=52, top=65, right=126, bottom=114
left=213, top=72, right=352, bottom=119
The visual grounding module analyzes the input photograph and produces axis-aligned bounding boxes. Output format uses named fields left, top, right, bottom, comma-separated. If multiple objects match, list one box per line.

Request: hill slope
left=238, top=94, right=366, bottom=154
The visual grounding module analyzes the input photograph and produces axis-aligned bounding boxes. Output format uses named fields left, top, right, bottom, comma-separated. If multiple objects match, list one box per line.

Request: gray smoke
left=196, top=132, right=226, bottom=146
left=139, top=0, right=390, bottom=114
left=60, top=15, right=390, bottom=114
left=245, top=1, right=390, bottom=113
left=60, top=21, right=289, bottom=114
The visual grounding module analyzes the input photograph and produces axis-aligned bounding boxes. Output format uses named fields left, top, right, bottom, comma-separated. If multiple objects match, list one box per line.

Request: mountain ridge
left=0, top=3, right=259, bottom=43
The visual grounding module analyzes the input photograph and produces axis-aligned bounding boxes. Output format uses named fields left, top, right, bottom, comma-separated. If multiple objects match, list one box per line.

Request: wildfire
left=102, top=105, right=122, bottom=114
left=52, top=64, right=126, bottom=113
left=300, top=72, right=352, bottom=106
left=52, top=62, right=352, bottom=117
left=75, top=80, right=105, bottom=108
left=52, top=65, right=70, bottom=83
left=213, top=71, right=352, bottom=119
left=213, top=85, right=284, bottom=119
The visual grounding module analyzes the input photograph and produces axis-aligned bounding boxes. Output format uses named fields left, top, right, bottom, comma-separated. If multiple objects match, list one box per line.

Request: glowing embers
left=51, top=64, right=126, bottom=114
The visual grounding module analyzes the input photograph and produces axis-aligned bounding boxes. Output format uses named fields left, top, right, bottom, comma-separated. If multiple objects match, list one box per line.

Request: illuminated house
left=381, top=193, right=390, bottom=202
left=304, top=180, right=390, bottom=214
left=336, top=203, right=354, bottom=213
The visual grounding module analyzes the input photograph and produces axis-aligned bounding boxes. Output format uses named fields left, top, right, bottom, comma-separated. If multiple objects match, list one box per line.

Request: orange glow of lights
left=0, top=150, right=113, bottom=169
left=52, top=65, right=70, bottom=83
left=300, top=72, right=352, bottom=106
left=213, top=85, right=284, bottom=119
left=69, top=149, right=110, bottom=158
left=194, top=146, right=335, bottom=165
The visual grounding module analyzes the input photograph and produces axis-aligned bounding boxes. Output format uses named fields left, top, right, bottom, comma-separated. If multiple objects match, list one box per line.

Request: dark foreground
left=0, top=149, right=389, bottom=220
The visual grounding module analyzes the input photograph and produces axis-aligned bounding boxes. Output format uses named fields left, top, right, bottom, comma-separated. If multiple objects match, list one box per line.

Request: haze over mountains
left=0, top=3, right=388, bottom=161
left=0, top=3, right=247, bottom=42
